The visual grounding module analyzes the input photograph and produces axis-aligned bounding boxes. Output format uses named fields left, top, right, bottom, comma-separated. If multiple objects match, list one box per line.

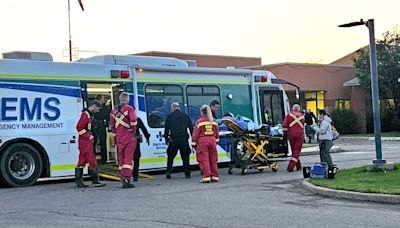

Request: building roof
left=343, top=77, right=360, bottom=87
left=244, top=62, right=354, bottom=69
left=330, top=46, right=368, bottom=65
left=132, top=51, right=262, bottom=68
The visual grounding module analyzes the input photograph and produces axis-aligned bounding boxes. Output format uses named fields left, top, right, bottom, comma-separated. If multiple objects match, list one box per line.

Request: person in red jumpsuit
left=282, top=104, right=305, bottom=172
left=110, top=92, right=138, bottom=188
left=192, top=105, right=220, bottom=183
left=75, top=100, right=106, bottom=188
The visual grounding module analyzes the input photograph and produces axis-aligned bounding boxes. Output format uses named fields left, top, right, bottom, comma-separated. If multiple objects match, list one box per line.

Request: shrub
left=331, top=109, right=360, bottom=134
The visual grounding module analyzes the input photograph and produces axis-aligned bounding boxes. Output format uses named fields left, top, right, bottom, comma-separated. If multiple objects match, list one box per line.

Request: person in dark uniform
left=164, top=102, right=193, bottom=179
left=210, top=100, right=221, bottom=119
left=304, top=109, right=317, bottom=143
left=132, top=117, right=150, bottom=181
left=93, top=94, right=109, bottom=164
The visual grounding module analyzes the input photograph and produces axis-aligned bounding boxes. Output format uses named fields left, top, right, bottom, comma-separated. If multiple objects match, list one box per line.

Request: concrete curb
left=302, top=179, right=400, bottom=204
left=340, top=137, right=400, bottom=141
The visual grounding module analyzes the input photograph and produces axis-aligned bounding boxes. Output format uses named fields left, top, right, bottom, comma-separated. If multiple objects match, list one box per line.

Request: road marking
left=339, top=151, right=369, bottom=155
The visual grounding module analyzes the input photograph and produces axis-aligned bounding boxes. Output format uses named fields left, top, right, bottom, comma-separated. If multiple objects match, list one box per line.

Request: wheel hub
left=8, top=151, right=35, bottom=180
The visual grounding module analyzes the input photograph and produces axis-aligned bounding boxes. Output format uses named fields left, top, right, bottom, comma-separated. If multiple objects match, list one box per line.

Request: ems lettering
left=44, top=97, right=61, bottom=121
left=1, top=97, right=61, bottom=121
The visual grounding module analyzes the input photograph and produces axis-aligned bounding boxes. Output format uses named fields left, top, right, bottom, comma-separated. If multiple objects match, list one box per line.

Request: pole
left=68, top=0, right=72, bottom=62
left=367, top=19, right=385, bottom=164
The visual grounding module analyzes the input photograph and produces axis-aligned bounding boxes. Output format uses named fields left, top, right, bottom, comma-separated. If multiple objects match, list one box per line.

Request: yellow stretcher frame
left=222, top=118, right=278, bottom=175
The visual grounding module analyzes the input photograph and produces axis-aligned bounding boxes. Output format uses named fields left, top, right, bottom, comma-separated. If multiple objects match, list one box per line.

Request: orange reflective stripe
left=113, top=111, right=130, bottom=128
left=122, top=164, right=133, bottom=170
left=78, top=129, right=87, bottom=135
left=130, top=121, right=137, bottom=126
left=289, top=113, right=304, bottom=128
left=291, top=157, right=299, bottom=162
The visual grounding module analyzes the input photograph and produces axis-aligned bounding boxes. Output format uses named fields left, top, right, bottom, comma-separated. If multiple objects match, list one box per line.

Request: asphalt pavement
left=1, top=139, right=399, bottom=228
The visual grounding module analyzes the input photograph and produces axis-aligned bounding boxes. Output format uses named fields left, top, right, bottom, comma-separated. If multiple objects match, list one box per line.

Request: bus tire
left=0, top=143, right=43, bottom=187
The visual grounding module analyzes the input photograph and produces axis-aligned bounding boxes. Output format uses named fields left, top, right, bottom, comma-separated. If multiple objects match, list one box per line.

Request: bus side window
left=144, top=84, right=184, bottom=128
left=186, top=85, right=221, bottom=124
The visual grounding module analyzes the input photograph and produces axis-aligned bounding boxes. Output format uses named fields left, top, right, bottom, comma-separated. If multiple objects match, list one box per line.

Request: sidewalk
left=340, top=136, right=400, bottom=141
left=302, top=179, right=400, bottom=204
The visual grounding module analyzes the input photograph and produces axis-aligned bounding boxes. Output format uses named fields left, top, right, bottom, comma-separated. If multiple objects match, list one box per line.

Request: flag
left=78, top=0, right=84, bottom=11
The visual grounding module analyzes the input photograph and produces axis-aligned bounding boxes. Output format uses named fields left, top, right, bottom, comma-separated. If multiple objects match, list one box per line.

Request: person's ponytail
left=200, top=105, right=213, bottom=122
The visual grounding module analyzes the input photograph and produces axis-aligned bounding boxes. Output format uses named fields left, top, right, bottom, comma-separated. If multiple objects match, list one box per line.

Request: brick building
left=134, top=51, right=262, bottom=68
left=132, top=50, right=368, bottom=133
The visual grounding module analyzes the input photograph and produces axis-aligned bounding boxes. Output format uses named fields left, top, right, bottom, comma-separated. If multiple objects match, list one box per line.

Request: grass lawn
left=342, top=131, right=400, bottom=137
left=310, top=163, right=400, bottom=195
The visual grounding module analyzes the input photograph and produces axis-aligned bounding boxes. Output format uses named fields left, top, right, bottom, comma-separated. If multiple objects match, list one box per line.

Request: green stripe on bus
left=0, top=74, right=249, bottom=84
left=50, top=164, right=76, bottom=171
left=136, top=77, right=248, bottom=84
left=140, top=153, right=228, bottom=164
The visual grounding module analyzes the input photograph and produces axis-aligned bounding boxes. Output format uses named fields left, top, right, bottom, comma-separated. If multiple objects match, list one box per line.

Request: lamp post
left=338, top=19, right=386, bottom=164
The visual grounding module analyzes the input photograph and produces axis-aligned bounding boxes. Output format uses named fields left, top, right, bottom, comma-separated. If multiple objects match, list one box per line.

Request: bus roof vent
left=79, top=55, right=189, bottom=68
left=184, top=60, right=197, bottom=67
left=2, top=51, right=53, bottom=61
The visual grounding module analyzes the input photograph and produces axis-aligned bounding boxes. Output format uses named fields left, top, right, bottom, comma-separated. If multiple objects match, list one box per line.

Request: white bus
left=0, top=53, right=297, bottom=187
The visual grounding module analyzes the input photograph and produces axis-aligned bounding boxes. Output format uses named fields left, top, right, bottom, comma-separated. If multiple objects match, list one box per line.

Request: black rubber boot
left=122, top=179, right=135, bottom=188
left=75, top=168, right=88, bottom=188
left=89, top=168, right=106, bottom=187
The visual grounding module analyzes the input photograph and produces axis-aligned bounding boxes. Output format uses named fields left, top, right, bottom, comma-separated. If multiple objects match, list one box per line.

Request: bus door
left=259, top=87, right=285, bottom=127
left=258, top=87, right=289, bottom=156
left=80, top=82, right=126, bottom=163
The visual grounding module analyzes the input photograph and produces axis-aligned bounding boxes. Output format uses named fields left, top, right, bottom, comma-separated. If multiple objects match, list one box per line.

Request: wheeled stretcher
left=221, top=118, right=278, bottom=175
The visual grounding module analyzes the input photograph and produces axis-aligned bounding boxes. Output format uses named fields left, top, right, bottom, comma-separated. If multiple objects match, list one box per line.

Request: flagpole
left=68, top=0, right=72, bottom=62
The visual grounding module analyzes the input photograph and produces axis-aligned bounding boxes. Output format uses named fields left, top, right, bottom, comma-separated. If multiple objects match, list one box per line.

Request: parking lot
left=1, top=139, right=400, bottom=228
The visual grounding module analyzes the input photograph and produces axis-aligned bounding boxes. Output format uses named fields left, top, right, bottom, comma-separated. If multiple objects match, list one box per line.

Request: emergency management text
left=21, top=123, right=64, bottom=129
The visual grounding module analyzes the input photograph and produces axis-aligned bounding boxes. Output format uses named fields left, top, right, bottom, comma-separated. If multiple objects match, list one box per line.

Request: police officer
left=75, top=100, right=106, bottom=188
left=110, top=92, right=138, bottom=188
left=132, top=117, right=150, bottom=181
left=93, top=94, right=109, bottom=164
left=282, top=104, right=305, bottom=172
left=164, top=102, right=193, bottom=179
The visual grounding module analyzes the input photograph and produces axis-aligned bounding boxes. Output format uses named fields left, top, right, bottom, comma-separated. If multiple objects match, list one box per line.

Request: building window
left=145, top=84, right=184, bottom=128
left=380, top=99, right=395, bottom=109
left=305, top=91, right=325, bottom=114
left=186, top=85, right=221, bottom=124
left=335, top=99, right=351, bottom=110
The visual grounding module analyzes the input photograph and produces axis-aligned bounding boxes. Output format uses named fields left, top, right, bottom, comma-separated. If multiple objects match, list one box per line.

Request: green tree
left=353, top=27, right=400, bottom=130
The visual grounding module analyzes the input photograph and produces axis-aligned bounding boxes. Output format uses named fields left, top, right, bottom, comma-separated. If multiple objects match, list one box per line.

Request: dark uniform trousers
left=166, top=139, right=191, bottom=175
left=133, top=144, right=141, bottom=180
left=93, top=120, right=107, bottom=164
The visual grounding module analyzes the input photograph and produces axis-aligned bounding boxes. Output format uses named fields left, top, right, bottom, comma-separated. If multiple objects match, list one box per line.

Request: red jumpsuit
left=192, top=117, right=220, bottom=179
left=110, top=104, right=138, bottom=179
left=76, top=109, right=97, bottom=168
left=282, top=111, right=305, bottom=171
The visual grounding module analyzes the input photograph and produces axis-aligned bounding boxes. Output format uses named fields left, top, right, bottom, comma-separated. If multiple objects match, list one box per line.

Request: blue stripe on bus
left=128, top=95, right=146, bottom=112
left=138, top=96, right=145, bottom=111
left=0, top=83, right=81, bottom=97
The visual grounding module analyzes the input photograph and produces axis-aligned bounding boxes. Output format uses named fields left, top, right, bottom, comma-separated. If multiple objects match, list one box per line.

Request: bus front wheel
left=0, top=143, right=43, bottom=187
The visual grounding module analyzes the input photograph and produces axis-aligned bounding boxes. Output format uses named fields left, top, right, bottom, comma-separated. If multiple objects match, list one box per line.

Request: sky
left=0, top=0, right=399, bottom=64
